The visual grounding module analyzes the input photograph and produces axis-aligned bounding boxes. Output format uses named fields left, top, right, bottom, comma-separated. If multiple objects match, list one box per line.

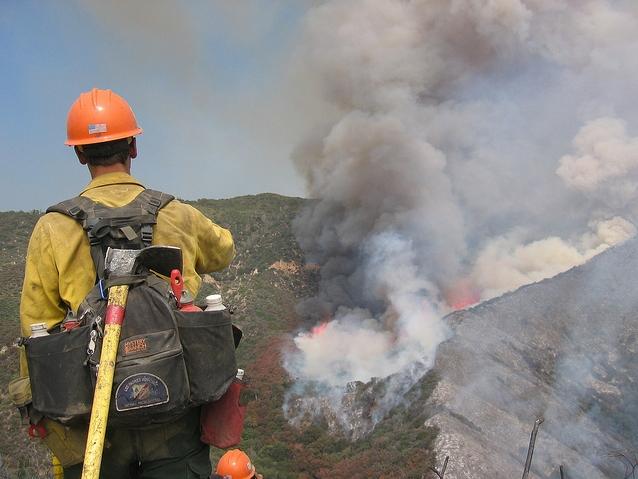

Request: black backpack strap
left=131, top=189, right=174, bottom=246
left=46, top=189, right=175, bottom=279
left=47, top=196, right=108, bottom=279
left=46, top=196, right=98, bottom=221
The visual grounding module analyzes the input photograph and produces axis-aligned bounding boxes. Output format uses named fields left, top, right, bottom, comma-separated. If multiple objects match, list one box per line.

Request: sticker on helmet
left=115, top=373, right=169, bottom=411
left=88, top=123, right=107, bottom=134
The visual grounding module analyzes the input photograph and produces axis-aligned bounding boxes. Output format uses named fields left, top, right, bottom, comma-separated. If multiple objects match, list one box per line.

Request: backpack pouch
left=25, top=325, right=93, bottom=423
left=79, top=277, right=188, bottom=427
left=107, top=328, right=191, bottom=427
left=176, top=309, right=237, bottom=405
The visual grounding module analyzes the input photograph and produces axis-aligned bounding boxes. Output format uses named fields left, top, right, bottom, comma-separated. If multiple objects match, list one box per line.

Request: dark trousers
left=63, top=408, right=211, bottom=479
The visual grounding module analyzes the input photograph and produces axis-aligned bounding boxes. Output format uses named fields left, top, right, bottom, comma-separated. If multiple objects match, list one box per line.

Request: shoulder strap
left=46, top=196, right=98, bottom=221
left=46, top=189, right=175, bottom=279
left=129, top=189, right=175, bottom=244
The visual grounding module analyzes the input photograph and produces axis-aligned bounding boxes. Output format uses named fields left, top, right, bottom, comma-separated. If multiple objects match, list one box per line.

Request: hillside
left=426, top=238, right=638, bottom=478
left=0, top=194, right=438, bottom=479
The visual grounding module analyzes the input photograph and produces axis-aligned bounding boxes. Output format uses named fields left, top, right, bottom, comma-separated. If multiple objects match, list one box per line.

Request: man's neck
left=88, top=161, right=131, bottom=179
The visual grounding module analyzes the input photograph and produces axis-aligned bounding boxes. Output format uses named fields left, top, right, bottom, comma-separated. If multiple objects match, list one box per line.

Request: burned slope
left=426, top=239, right=638, bottom=478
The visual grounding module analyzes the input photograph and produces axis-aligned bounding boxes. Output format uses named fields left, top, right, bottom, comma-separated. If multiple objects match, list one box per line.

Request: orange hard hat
left=216, top=450, right=256, bottom=479
left=65, top=88, right=142, bottom=146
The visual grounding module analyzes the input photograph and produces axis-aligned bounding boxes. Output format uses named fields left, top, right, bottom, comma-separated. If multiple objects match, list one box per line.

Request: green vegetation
left=0, top=195, right=438, bottom=478
left=0, top=211, right=50, bottom=478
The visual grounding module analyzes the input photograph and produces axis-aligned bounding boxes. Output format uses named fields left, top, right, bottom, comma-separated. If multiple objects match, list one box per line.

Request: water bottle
left=204, top=294, right=226, bottom=311
left=30, top=323, right=50, bottom=338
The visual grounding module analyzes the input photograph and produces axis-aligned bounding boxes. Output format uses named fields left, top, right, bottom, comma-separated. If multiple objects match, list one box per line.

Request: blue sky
left=0, top=1, right=310, bottom=211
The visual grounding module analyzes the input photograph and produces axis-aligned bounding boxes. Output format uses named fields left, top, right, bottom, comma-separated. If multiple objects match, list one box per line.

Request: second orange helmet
left=216, top=449, right=256, bottom=479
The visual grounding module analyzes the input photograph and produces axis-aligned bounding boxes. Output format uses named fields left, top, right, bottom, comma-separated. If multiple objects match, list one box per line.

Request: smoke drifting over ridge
left=284, top=0, right=638, bottom=432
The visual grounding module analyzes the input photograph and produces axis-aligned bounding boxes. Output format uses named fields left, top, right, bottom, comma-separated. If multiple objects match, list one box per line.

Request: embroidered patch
left=123, top=337, right=148, bottom=355
left=88, top=123, right=107, bottom=134
left=115, top=373, right=169, bottom=411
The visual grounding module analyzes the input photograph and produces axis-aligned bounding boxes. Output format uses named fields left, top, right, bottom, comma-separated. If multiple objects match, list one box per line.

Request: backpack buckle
left=68, top=206, right=85, bottom=219
left=88, top=233, right=101, bottom=246
left=147, top=197, right=161, bottom=208
left=141, top=225, right=153, bottom=245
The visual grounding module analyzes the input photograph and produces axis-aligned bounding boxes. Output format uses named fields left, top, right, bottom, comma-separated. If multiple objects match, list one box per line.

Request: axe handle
left=52, top=455, right=63, bottom=479
left=81, top=284, right=129, bottom=479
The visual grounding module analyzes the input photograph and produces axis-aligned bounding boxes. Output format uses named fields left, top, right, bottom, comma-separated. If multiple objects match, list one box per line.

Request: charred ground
left=426, top=238, right=638, bottom=478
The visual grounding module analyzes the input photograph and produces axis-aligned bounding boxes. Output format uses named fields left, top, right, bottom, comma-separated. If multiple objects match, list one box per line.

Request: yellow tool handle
left=81, top=285, right=129, bottom=479
left=52, top=454, right=64, bottom=479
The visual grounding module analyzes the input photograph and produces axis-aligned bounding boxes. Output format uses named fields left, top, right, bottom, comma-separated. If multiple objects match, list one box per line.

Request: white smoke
left=557, top=117, right=638, bottom=208
left=472, top=216, right=636, bottom=300
left=284, top=0, right=638, bottom=440
left=289, top=232, right=448, bottom=386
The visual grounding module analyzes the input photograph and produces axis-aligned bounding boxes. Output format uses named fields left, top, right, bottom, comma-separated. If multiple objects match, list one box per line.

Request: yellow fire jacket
left=19, top=172, right=235, bottom=377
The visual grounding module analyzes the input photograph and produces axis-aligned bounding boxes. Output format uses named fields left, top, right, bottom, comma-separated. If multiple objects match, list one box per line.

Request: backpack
left=24, top=189, right=237, bottom=426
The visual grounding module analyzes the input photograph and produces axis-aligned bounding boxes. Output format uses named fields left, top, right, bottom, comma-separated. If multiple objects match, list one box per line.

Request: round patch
left=115, top=373, right=170, bottom=411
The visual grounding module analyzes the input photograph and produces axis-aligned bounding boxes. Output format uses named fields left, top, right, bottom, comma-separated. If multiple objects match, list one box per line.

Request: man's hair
left=80, top=138, right=131, bottom=166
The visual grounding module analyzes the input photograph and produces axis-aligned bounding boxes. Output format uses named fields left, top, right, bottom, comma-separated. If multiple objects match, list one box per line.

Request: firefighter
left=16, top=88, right=235, bottom=478
left=215, top=450, right=263, bottom=479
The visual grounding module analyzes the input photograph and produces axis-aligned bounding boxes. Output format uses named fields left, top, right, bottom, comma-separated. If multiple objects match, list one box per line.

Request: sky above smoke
left=283, top=0, right=638, bottom=431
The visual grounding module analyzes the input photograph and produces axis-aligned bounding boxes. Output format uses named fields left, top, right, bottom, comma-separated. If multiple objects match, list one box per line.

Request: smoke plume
left=471, top=216, right=637, bottom=300
left=284, top=0, right=638, bottom=439
left=557, top=117, right=638, bottom=208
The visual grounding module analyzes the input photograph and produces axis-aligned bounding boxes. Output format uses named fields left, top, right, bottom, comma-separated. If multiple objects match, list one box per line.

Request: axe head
left=133, top=245, right=183, bottom=277
left=104, top=248, right=140, bottom=278
left=104, top=246, right=183, bottom=279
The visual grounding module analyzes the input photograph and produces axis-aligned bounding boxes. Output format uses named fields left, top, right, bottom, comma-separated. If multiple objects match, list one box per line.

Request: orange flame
left=310, top=321, right=329, bottom=336
left=445, top=278, right=481, bottom=311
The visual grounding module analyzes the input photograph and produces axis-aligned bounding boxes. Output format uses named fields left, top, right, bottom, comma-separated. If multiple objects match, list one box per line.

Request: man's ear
left=129, top=137, right=137, bottom=159
left=75, top=146, right=87, bottom=165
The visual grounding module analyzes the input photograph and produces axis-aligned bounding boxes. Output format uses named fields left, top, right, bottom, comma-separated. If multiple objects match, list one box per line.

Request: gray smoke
left=284, top=0, right=638, bottom=445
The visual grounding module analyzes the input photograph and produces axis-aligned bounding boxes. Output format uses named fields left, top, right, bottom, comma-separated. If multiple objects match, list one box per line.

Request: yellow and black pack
left=23, top=190, right=237, bottom=427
